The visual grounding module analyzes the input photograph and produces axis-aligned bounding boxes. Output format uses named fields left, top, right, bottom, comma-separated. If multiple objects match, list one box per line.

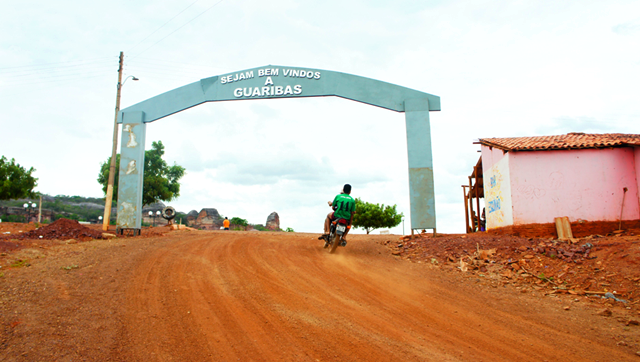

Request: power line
left=128, top=57, right=225, bottom=70
left=1, top=61, right=115, bottom=77
left=0, top=57, right=115, bottom=71
left=0, top=73, right=111, bottom=89
left=129, top=0, right=228, bottom=60
left=126, top=62, right=215, bottom=76
left=1, top=64, right=115, bottom=79
left=125, top=69, right=202, bottom=82
left=126, top=0, right=202, bottom=55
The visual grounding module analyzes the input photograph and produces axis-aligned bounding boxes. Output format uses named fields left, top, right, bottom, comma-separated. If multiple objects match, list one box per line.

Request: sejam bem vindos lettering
left=220, top=67, right=321, bottom=98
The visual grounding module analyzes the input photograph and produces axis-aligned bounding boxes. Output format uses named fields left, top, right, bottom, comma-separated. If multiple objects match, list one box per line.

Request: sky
left=1, top=0, right=639, bottom=234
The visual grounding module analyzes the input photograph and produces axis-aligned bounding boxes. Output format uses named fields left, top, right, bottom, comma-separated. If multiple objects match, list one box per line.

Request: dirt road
left=1, top=230, right=637, bottom=361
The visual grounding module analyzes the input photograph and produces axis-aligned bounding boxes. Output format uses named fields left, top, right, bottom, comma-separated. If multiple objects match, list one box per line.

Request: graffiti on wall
left=483, top=155, right=516, bottom=229
left=487, top=194, right=501, bottom=213
left=486, top=169, right=506, bottom=225
left=517, top=185, right=546, bottom=199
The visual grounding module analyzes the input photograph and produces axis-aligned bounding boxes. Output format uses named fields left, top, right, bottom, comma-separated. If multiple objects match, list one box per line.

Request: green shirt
left=332, top=193, right=355, bottom=220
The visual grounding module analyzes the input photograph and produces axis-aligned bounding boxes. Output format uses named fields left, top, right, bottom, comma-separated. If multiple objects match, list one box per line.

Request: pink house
left=477, top=133, right=640, bottom=231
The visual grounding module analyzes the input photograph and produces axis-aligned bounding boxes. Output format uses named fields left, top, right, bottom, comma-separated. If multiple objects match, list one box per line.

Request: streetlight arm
left=121, top=75, right=139, bottom=88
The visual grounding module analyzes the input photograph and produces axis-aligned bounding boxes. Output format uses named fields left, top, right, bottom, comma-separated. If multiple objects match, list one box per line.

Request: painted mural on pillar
left=116, top=112, right=147, bottom=230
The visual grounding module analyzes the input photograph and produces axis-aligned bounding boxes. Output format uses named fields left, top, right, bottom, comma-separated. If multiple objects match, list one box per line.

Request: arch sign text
left=115, top=65, right=440, bottom=233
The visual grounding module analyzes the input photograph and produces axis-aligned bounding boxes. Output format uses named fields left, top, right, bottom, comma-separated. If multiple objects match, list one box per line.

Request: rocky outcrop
left=266, top=212, right=280, bottom=230
left=186, top=210, right=199, bottom=224
left=191, top=208, right=224, bottom=230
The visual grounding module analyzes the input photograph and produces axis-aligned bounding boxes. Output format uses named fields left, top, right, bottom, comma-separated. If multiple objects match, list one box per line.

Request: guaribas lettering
left=233, top=85, right=302, bottom=98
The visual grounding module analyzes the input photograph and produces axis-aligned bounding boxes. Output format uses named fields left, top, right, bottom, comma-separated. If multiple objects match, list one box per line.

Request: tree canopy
left=351, top=198, right=403, bottom=234
left=97, top=141, right=186, bottom=206
left=230, top=217, right=249, bottom=227
left=0, top=156, right=38, bottom=200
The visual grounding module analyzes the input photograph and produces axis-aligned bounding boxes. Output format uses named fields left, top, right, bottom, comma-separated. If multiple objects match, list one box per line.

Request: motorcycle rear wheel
left=329, top=233, right=340, bottom=253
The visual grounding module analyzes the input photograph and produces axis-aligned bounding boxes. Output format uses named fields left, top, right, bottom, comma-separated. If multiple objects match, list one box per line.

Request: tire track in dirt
left=121, top=231, right=634, bottom=361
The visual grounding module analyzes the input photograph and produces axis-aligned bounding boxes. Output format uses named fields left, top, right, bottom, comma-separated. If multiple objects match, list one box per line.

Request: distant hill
left=0, top=195, right=114, bottom=223
left=0, top=195, right=190, bottom=225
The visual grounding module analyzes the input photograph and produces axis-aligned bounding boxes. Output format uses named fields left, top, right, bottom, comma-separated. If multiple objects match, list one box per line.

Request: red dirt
left=488, top=219, right=640, bottom=238
left=1, top=226, right=640, bottom=361
left=1, top=218, right=106, bottom=241
left=393, top=229, right=640, bottom=309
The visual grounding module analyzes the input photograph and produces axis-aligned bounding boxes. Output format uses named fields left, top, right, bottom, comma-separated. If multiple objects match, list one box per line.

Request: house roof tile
left=478, top=133, right=640, bottom=151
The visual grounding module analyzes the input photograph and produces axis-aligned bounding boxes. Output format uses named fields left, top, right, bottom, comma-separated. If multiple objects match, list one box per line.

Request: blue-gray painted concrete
left=116, top=112, right=146, bottom=229
left=405, top=99, right=436, bottom=229
left=115, top=66, right=440, bottom=231
left=118, top=65, right=439, bottom=124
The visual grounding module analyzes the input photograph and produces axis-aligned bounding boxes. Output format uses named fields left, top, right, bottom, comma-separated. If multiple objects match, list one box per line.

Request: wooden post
left=468, top=176, right=475, bottom=232
left=37, top=194, right=42, bottom=223
left=103, top=51, right=124, bottom=232
left=462, top=185, right=470, bottom=234
left=475, top=165, right=481, bottom=231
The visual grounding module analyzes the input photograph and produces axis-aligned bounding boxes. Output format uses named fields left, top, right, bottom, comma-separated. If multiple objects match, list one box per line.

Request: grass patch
left=11, top=260, right=30, bottom=268
left=61, top=264, right=79, bottom=271
left=537, top=273, right=554, bottom=282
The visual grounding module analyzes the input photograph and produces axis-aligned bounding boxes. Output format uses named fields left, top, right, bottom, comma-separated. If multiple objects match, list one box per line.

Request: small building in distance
left=476, top=133, right=640, bottom=233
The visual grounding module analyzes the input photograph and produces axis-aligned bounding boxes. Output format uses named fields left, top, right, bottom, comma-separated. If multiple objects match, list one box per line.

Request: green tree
left=352, top=198, right=403, bottom=234
left=0, top=156, right=38, bottom=200
left=230, top=217, right=248, bottom=227
left=97, top=141, right=186, bottom=206
left=285, top=227, right=294, bottom=232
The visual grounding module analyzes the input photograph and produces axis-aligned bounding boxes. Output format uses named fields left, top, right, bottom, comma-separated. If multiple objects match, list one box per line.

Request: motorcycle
left=324, top=217, right=348, bottom=253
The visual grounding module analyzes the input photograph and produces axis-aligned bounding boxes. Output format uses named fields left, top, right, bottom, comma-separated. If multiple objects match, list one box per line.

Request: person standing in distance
left=223, top=217, right=230, bottom=230
left=320, top=184, right=356, bottom=244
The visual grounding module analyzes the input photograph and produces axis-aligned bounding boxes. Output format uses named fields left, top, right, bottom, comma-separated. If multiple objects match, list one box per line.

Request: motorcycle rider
left=320, top=184, right=356, bottom=245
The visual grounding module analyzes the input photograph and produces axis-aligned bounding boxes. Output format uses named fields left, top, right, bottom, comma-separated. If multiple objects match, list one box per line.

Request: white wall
left=482, top=147, right=514, bottom=229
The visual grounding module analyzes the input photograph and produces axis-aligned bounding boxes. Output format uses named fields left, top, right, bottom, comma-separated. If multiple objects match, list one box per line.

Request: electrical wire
left=128, top=58, right=224, bottom=71
left=0, top=60, right=115, bottom=77
left=1, top=64, right=115, bottom=80
left=131, top=56, right=228, bottom=69
left=0, top=57, right=115, bottom=71
left=126, top=63, right=214, bottom=77
left=0, top=73, right=112, bottom=90
left=126, top=69, right=202, bottom=82
left=126, top=0, right=202, bottom=55
left=129, top=0, right=228, bottom=60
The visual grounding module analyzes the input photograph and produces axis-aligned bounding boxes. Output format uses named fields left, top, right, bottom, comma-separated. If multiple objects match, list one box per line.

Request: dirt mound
left=389, top=229, right=640, bottom=304
left=0, top=218, right=104, bottom=241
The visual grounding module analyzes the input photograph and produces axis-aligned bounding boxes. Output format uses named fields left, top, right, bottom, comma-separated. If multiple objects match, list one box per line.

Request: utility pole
left=102, top=51, right=124, bottom=231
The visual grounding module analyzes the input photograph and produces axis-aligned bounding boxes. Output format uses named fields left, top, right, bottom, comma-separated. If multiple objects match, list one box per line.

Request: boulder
left=186, top=210, right=199, bottom=224
left=266, top=212, right=280, bottom=230
left=194, top=208, right=224, bottom=230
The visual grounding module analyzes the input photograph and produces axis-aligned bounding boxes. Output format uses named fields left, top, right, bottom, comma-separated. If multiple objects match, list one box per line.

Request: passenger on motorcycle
left=320, top=184, right=356, bottom=242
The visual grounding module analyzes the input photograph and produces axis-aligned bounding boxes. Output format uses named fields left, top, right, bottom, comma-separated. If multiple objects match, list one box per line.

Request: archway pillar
left=404, top=99, right=436, bottom=230
left=116, top=111, right=146, bottom=231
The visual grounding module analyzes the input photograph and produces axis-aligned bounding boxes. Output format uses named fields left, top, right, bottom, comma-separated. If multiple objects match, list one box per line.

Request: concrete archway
left=115, top=65, right=440, bottom=232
